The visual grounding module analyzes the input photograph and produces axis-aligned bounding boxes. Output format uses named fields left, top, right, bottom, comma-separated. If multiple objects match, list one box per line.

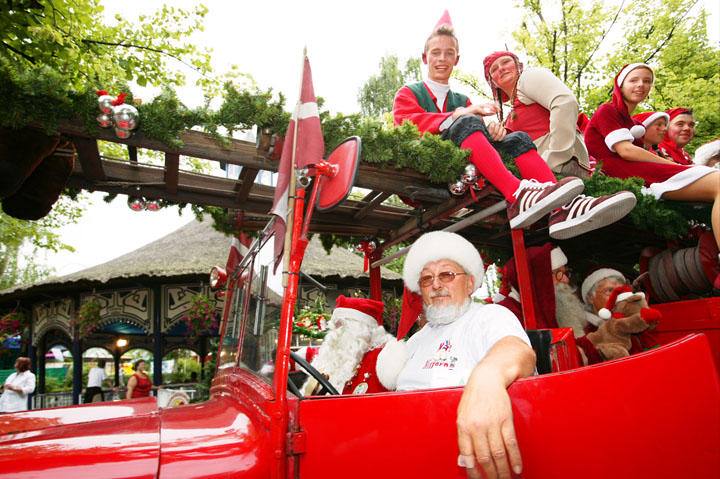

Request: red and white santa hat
left=550, top=246, right=567, bottom=270
left=403, top=231, right=484, bottom=294
left=332, top=295, right=384, bottom=327
left=693, top=139, right=720, bottom=166
left=611, top=63, right=654, bottom=118
left=632, top=111, right=669, bottom=129
left=598, top=285, right=644, bottom=320
left=581, top=267, right=626, bottom=303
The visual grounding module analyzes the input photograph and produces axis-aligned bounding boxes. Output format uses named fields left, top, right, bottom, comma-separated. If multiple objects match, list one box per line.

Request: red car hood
left=0, top=397, right=160, bottom=479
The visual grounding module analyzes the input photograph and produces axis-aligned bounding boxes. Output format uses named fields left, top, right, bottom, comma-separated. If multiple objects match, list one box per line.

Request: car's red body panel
left=296, top=333, right=720, bottom=479
left=0, top=398, right=160, bottom=479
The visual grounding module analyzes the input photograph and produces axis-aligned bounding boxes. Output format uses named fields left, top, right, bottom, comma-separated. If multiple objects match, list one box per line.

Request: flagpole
left=281, top=46, right=307, bottom=288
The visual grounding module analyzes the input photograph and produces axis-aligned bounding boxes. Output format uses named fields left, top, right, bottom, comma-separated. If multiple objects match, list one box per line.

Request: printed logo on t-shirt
left=423, top=339, right=458, bottom=370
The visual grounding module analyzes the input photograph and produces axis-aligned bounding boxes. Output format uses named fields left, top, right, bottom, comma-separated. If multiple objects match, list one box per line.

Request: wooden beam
left=71, top=136, right=106, bottom=181
left=236, top=168, right=259, bottom=203
left=353, top=192, right=391, bottom=220
left=164, top=152, right=179, bottom=194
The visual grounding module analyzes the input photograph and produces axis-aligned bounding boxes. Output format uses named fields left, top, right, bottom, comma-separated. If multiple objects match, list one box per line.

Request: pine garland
left=1, top=61, right=710, bottom=251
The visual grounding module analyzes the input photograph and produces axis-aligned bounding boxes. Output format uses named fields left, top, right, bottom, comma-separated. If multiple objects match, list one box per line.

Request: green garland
left=1, top=60, right=710, bottom=251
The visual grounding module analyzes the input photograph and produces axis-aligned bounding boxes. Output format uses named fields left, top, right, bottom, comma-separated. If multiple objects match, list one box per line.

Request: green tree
left=0, top=196, right=84, bottom=289
left=358, top=55, right=421, bottom=117
left=0, top=0, right=212, bottom=89
left=0, top=1, right=216, bottom=289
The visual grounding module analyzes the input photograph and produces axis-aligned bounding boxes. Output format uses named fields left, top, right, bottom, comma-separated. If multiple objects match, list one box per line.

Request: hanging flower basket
left=70, top=300, right=102, bottom=340
left=0, top=311, right=29, bottom=344
left=182, top=294, right=219, bottom=340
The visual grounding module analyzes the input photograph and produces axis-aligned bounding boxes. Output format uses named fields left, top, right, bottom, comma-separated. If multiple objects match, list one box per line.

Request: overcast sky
left=42, top=0, right=719, bottom=277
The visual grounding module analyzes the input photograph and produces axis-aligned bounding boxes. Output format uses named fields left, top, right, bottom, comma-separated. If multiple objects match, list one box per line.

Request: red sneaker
left=508, top=177, right=584, bottom=229
left=548, top=191, right=637, bottom=240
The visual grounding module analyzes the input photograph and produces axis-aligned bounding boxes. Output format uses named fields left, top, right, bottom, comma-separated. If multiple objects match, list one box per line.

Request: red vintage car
left=1, top=136, right=719, bottom=479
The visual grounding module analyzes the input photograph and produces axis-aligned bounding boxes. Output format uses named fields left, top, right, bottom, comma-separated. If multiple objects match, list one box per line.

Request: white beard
left=554, top=283, right=589, bottom=337
left=306, top=319, right=390, bottom=393
left=424, top=297, right=472, bottom=325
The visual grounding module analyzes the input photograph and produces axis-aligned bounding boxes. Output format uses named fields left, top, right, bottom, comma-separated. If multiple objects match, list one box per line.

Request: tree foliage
left=0, top=0, right=214, bottom=289
left=358, top=55, right=421, bottom=118
left=0, top=0, right=212, bottom=89
left=0, top=195, right=84, bottom=290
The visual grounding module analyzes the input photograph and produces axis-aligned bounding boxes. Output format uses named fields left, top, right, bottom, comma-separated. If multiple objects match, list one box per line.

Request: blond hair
left=424, top=25, right=459, bottom=55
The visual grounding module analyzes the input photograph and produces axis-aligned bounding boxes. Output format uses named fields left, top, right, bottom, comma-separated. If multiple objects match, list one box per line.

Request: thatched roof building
left=0, top=219, right=402, bottom=305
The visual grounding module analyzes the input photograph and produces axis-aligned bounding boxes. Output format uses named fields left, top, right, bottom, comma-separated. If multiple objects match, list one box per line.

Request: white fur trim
left=693, top=140, right=720, bottom=166
left=550, top=247, right=567, bottom=270
left=605, top=128, right=634, bottom=152
left=630, top=124, right=646, bottom=139
left=617, top=63, right=653, bottom=87
left=403, top=231, right=484, bottom=294
left=599, top=308, right=612, bottom=320
left=615, top=291, right=637, bottom=303
left=582, top=268, right=625, bottom=302
left=639, top=112, right=669, bottom=128
left=641, top=166, right=717, bottom=200
left=375, top=338, right=409, bottom=391
left=332, top=307, right=378, bottom=327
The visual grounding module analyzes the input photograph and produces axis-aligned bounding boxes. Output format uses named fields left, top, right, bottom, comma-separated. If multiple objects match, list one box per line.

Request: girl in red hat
left=584, top=63, right=720, bottom=252
left=483, top=51, right=591, bottom=178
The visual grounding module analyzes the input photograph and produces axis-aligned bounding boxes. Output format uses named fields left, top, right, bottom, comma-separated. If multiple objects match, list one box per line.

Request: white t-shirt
left=396, top=303, right=531, bottom=390
left=87, top=366, right=109, bottom=388
left=0, top=370, right=36, bottom=412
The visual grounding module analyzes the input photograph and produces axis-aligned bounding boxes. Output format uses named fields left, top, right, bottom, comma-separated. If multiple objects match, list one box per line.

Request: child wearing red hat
left=482, top=51, right=591, bottom=178
left=632, top=111, right=670, bottom=155
left=659, top=108, right=695, bottom=165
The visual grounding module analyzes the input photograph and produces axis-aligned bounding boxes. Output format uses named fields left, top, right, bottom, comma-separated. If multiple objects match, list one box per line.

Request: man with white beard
left=301, top=295, right=406, bottom=396
left=395, top=231, right=536, bottom=479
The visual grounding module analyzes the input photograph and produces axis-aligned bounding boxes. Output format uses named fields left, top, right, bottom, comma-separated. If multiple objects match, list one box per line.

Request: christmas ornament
left=449, top=180, right=468, bottom=196
left=461, top=163, right=478, bottom=184
left=114, top=127, right=132, bottom=139
left=96, top=90, right=115, bottom=114
left=96, top=113, right=113, bottom=128
left=112, top=104, right=139, bottom=131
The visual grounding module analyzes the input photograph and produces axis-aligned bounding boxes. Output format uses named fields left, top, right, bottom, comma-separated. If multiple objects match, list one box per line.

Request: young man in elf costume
left=392, top=10, right=636, bottom=240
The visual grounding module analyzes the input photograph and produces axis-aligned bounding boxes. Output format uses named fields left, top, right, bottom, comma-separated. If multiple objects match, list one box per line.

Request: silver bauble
left=448, top=180, right=468, bottom=196
left=97, top=94, right=115, bottom=114
left=114, top=127, right=132, bottom=139
left=461, top=163, right=478, bottom=184
left=112, top=104, right=139, bottom=130
left=96, top=112, right=113, bottom=128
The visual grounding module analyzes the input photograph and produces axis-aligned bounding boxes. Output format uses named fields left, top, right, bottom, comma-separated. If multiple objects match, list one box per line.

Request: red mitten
left=640, top=307, right=662, bottom=326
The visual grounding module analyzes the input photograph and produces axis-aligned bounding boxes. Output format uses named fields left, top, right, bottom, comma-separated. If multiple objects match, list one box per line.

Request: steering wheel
left=289, top=351, right=340, bottom=396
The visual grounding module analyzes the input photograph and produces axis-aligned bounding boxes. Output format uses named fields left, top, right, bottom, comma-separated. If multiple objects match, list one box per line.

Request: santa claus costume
left=302, top=295, right=406, bottom=396
left=493, top=243, right=567, bottom=330
left=658, top=107, right=693, bottom=165
left=584, top=64, right=716, bottom=199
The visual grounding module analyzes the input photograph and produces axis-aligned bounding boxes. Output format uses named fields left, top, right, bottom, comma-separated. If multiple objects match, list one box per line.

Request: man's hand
left=486, top=122, right=507, bottom=142
left=452, top=103, right=499, bottom=120
left=457, top=368, right=520, bottom=479
left=456, top=336, right=535, bottom=479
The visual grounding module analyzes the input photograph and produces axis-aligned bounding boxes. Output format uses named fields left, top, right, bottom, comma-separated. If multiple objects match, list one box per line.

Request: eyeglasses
left=419, top=271, right=467, bottom=287
left=552, top=267, right=572, bottom=281
left=598, top=287, right=616, bottom=296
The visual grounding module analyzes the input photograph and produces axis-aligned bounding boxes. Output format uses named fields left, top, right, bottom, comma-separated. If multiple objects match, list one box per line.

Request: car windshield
left=217, top=235, right=283, bottom=385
